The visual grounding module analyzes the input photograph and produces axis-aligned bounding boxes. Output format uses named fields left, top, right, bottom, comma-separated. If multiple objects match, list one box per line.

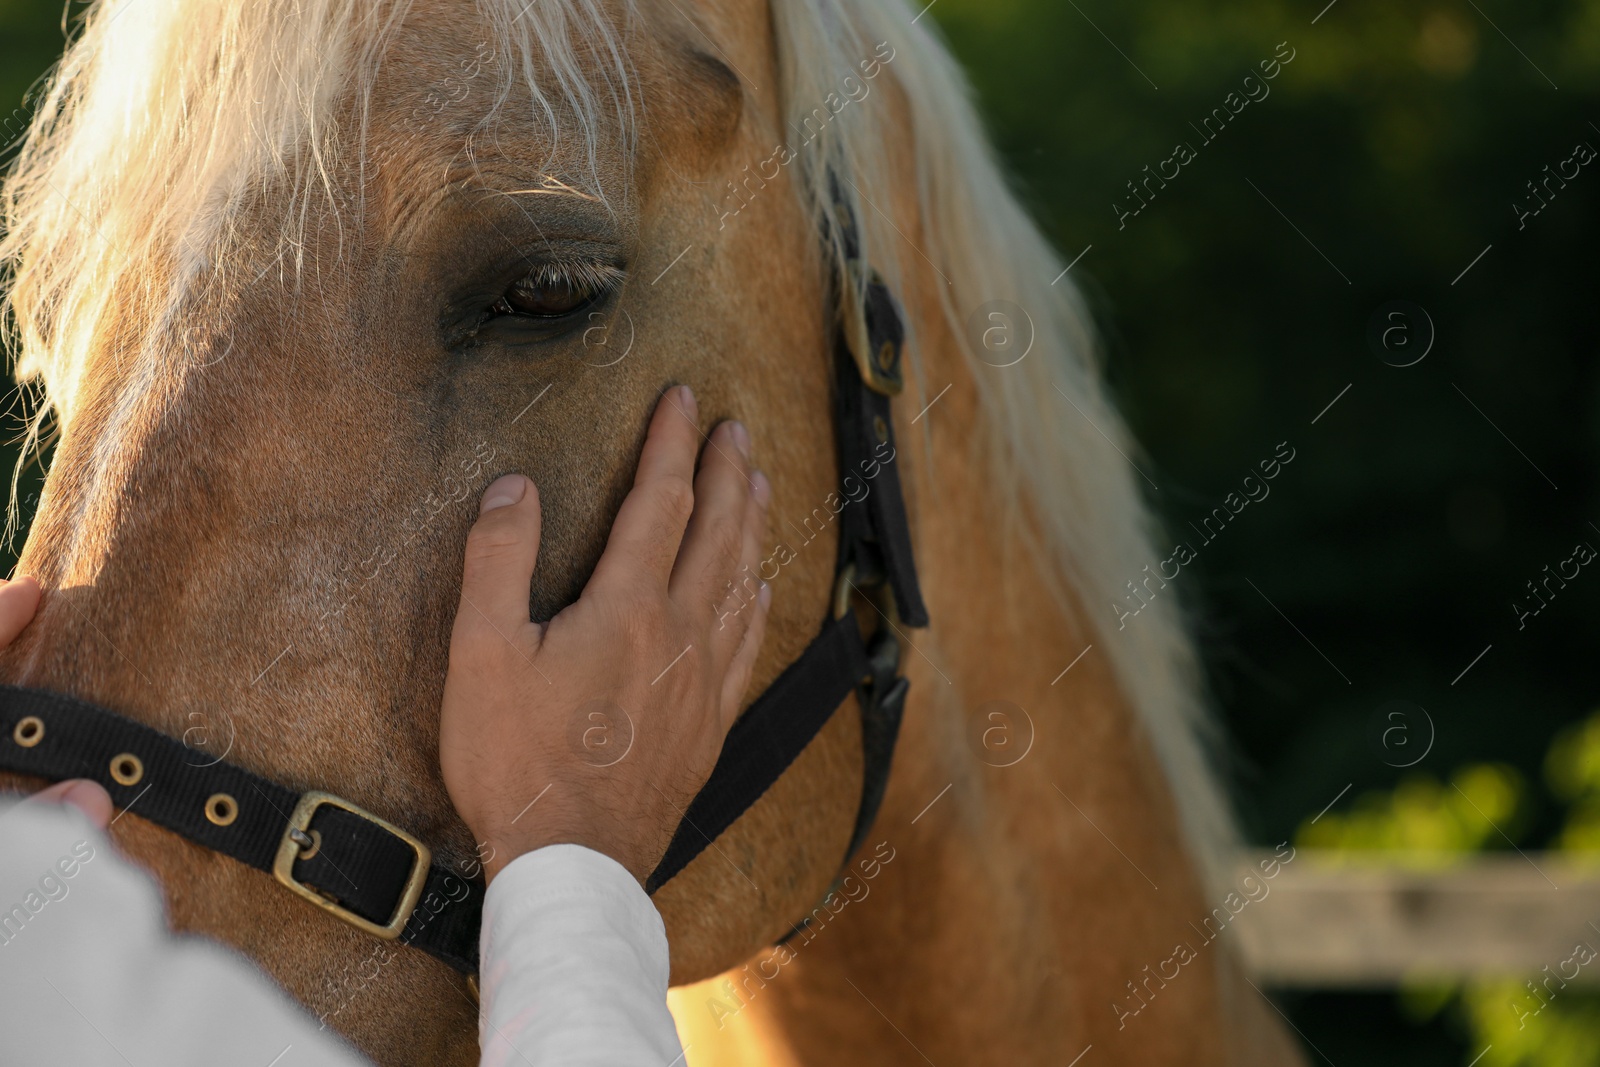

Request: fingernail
left=751, top=469, right=771, bottom=506
left=480, top=474, right=527, bottom=514
left=758, top=581, right=772, bottom=609
left=678, top=385, right=698, bottom=421
left=730, top=421, right=751, bottom=457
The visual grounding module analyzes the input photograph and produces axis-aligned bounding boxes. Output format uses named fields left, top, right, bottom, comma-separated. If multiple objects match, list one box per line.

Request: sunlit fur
left=2, top=0, right=629, bottom=442
left=0, top=2, right=1285, bottom=1064
left=3, top=0, right=1234, bottom=897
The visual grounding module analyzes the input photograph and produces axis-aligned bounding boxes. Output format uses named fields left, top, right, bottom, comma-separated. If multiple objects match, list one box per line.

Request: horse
left=0, top=0, right=1307, bottom=1063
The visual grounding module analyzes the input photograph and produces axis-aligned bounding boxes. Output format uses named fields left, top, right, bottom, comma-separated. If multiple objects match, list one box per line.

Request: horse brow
left=687, top=49, right=742, bottom=103
left=680, top=47, right=744, bottom=148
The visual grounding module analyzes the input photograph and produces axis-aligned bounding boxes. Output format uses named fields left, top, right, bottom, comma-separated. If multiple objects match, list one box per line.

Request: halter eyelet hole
left=876, top=341, right=895, bottom=372
left=872, top=414, right=889, bottom=444
left=205, top=793, right=238, bottom=827
left=110, top=753, right=144, bottom=786
left=13, top=716, right=44, bottom=747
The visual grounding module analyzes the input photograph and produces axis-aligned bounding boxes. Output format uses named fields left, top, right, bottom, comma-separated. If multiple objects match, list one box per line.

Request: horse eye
left=490, top=273, right=597, bottom=318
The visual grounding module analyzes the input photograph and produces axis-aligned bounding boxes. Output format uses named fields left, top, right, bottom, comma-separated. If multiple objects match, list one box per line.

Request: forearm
left=478, top=845, right=683, bottom=1066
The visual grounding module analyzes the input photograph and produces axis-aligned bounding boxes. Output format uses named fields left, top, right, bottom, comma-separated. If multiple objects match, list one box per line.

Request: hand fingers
left=588, top=386, right=701, bottom=596
left=456, top=474, right=542, bottom=638
left=719, top=578, right=771, bottom=732
left=707, top=466, right=768, bottom=665
left=670, top=420, right=755, bottom=607
left=0, top=575, right=41, bottom=648
left=28, top=779, right=114, bottom=830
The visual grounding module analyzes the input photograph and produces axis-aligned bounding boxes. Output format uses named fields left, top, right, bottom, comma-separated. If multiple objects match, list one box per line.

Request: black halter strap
left=645, top=203, right=927, bottom=890
left=0, top=686, right=485, bottom=974
left=0, top=200, right=928, bottom=979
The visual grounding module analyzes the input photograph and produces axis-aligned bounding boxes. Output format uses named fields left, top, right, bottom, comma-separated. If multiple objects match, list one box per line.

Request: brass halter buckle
left=272, top=790, right=431, bottom=941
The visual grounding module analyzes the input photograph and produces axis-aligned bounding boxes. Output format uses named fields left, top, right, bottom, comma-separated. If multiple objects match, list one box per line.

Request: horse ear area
left=654, top=47, right=745, bottom=169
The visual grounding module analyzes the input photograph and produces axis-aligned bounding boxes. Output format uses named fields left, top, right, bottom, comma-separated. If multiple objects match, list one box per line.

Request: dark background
left=4, top=0, right=1596, bottom=1063
left=930, top=1, right=1599, bottom=1062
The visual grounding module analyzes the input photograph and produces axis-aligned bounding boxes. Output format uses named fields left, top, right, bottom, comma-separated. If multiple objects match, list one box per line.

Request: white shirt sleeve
left=0, top=796, right=370, bottom=1067
left=0, top=797, right=684, bottom=1067
left=476, top=844, right=685, bottom=1067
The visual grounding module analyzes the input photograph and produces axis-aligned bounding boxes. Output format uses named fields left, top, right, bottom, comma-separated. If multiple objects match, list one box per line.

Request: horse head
left=1, top=2, right=1268, bottom=1064
left=0, top=1, right=892, bottom=1059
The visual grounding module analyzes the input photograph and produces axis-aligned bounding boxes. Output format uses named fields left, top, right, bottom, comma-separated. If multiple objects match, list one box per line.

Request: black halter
left=0, top=202, right=928, bottom=980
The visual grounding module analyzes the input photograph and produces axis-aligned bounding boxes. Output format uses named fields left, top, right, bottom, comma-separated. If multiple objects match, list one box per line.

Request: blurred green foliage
left=1298, top=762, right=1526, bottom=863
left=1547, top=713, right=1600, bottom=855
left=1458, top=982, right=1600, bottom=1067
left=2, top=0, right=1598, bottom=1063
left=1304, top=712, right=1600, bottom=1064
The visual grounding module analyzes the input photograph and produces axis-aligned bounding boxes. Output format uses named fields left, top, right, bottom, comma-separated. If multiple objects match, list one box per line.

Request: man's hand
left=439, top=386, right=773, bottom=886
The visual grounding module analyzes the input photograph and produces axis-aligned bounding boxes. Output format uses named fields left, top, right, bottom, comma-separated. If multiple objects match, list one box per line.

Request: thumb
left=458, top=474, right=542, bottom=635
left=29, top=779, right=114, bottom=830
left=0, top=575, right=41, bottom=648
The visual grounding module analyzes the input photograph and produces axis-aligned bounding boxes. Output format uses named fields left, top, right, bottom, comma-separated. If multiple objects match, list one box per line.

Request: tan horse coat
left=0, top=0, right=1307, bottom=1063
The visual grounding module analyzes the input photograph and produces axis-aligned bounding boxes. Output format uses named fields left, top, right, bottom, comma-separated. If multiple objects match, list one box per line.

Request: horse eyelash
left=509, top=258, right=626, bottom=297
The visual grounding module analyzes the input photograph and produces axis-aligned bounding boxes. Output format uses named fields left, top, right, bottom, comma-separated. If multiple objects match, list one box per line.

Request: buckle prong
left=272, top=791, right=430, bottom=941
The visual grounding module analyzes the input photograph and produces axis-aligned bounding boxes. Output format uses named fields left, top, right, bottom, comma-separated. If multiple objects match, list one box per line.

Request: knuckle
left=654, top=477, right=696, bottom=526
left=726, top=567, right=761, bottom=606
left=619, top=598, right=669, bottom=649
left=464, top=517, right=524, bottom=562
left=709, top=511, right=743, bottom=556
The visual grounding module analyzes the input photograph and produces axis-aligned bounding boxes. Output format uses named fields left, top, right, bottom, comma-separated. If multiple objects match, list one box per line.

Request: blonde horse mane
left=1, top=0, right=1236, bottom=889
left=788, top=2, right=1240, bottom=893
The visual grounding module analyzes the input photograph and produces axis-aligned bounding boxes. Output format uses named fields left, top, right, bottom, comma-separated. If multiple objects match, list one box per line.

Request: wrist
left=475, top=824, right=651, bottom=889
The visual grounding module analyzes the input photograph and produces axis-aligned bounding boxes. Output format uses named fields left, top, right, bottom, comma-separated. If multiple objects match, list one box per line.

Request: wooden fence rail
left=1232, top=851, right=1600, bottom=986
